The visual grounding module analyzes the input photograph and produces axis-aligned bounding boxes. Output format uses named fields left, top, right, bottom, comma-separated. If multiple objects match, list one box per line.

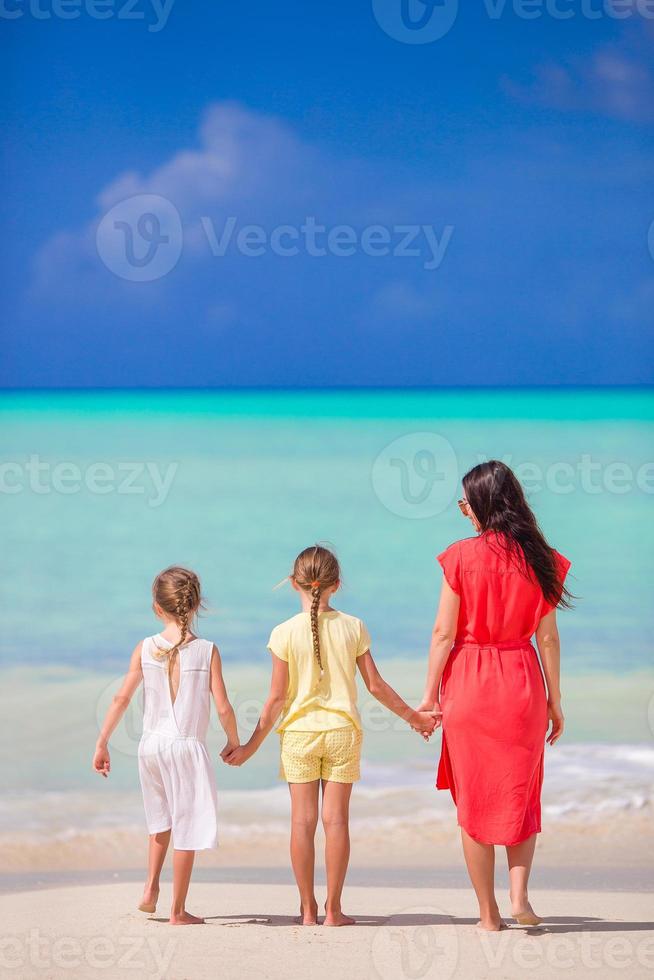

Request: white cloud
left=502, top=28, right=654, bottom=123
left=28, top=101, right=454, bottom=316
left=95, top=101, right=304, bottom=212
left=29, top=102, right=330, bottom=307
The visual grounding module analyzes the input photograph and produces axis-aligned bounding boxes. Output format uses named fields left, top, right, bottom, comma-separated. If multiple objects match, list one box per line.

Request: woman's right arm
left=418, top=579, right=459, bottom=716
left=93, top=643, right=143, bottom=777
left=535, top=609, right=564, bottom=745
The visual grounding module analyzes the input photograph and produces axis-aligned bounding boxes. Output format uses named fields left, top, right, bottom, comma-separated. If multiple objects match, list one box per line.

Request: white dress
left=138, top=635, right=218, bottom=850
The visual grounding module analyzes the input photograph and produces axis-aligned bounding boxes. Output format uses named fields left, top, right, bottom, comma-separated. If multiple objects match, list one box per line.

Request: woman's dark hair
left=462, top=460, right=573, bottom=609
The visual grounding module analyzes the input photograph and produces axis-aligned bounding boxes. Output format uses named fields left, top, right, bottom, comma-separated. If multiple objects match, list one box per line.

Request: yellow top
left=268, top=610, right=371, bottom=732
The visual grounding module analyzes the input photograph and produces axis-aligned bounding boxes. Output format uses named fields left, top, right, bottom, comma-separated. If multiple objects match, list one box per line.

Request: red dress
left=436, top=532, right=570, bottom=846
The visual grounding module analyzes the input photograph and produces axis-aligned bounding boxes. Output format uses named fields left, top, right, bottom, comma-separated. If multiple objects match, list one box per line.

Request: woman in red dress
left=419, top=460, right=572, bottom=931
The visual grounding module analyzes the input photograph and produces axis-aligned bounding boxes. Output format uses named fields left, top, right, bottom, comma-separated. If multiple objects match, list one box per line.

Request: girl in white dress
left=93, top=566, right=239, bottom=924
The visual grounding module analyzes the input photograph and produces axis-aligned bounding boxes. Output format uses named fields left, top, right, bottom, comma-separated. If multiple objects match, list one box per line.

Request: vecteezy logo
left=372, top=0, right=458, bottom=44
left=371, top=432, right=458, bottom=518
left=96, top=193, right=183, bottom=282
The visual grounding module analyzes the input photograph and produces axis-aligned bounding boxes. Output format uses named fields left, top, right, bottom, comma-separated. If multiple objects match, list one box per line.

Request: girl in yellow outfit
left=224, top=545, right=438, bottom=926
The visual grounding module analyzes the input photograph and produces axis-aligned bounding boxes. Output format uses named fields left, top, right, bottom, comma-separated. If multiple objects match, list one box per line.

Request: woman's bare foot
left=511, top=900, right=542, bottom=926
left=324, top=906, right=355, bottom=927
left=296, top=900, right=318, bottom=926
left=476, top=905, right=505, bottom=931
left=477, top=918, right=507, bottom=931
left=169, top=910, right=205, bottom=925
left=138, top=885, right=159, bottom=913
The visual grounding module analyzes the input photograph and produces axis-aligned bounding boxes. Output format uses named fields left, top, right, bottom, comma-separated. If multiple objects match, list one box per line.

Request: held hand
left=93, top=745, right=110, bottom=778
left=547, top=700, right=564, bottom=745
left=223, top=743, right=255, bottom=767
left=414, top=701, right=443, bottom=736
left=411, top=708, right=442, bottom=740
left=220, top=741, right=240, bottom=762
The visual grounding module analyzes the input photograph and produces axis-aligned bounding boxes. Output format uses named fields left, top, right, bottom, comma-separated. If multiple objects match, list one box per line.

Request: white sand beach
left=2, top=748, right=653, bottom=979
left=1, top=880, right=653, bottom=980
left=2, top=814, right=653, bottom=980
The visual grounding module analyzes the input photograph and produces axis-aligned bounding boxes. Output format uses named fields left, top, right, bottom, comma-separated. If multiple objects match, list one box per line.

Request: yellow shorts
left=279, top=727, right=363, bottom=784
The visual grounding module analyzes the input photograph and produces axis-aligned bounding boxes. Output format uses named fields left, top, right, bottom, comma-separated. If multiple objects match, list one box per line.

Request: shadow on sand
left=147, top=912, right=654, bottom=935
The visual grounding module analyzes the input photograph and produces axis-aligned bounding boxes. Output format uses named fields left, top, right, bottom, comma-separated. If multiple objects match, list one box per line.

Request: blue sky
left=2, top=0, right=653, bottom=386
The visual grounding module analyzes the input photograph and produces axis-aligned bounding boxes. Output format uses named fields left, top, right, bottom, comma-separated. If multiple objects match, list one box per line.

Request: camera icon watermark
left=96, top=194, right=183, bottom=282
left=372, top=0, right=459, bottom=44
left=370, top=905, right=459, bottom=980
left=372, top=433, right=459, bottom=519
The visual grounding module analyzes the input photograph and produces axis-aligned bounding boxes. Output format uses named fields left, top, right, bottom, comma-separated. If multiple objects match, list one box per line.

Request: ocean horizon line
left=1, top=384, right=653, bottom=393
left=3, top=385, right=652, bottom=421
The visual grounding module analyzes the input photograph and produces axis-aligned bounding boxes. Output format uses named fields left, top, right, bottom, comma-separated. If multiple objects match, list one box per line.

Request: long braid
left=310, top=583, right=323, bottom=673
left=166, top=583, right=191, bottom=677
left=152, top=569, right=202, bottom=673
left=291, top=544, right=340, bottom=674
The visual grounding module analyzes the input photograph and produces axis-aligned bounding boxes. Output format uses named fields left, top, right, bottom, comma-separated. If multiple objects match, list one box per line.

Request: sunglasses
left=457, top=498, right=471, bottom=516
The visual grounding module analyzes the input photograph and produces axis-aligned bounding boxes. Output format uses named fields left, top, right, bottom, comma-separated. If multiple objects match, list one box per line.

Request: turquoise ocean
left=1, top=389, right=653, bottom=861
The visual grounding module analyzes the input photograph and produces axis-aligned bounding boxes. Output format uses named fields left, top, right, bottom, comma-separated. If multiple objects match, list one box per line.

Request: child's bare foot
left=169, top=910, right=204, bottom=925
left=296, top=900, right=318, bottom=926
left=138, top=886, right=159, bottom=913
left=324, top=905, right=355, bottom=927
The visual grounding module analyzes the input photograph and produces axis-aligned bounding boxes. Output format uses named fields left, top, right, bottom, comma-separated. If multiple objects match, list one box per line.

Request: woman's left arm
left=536, top=609, right=564, bottom=745
left=418, top=579, right=459, bottom=717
